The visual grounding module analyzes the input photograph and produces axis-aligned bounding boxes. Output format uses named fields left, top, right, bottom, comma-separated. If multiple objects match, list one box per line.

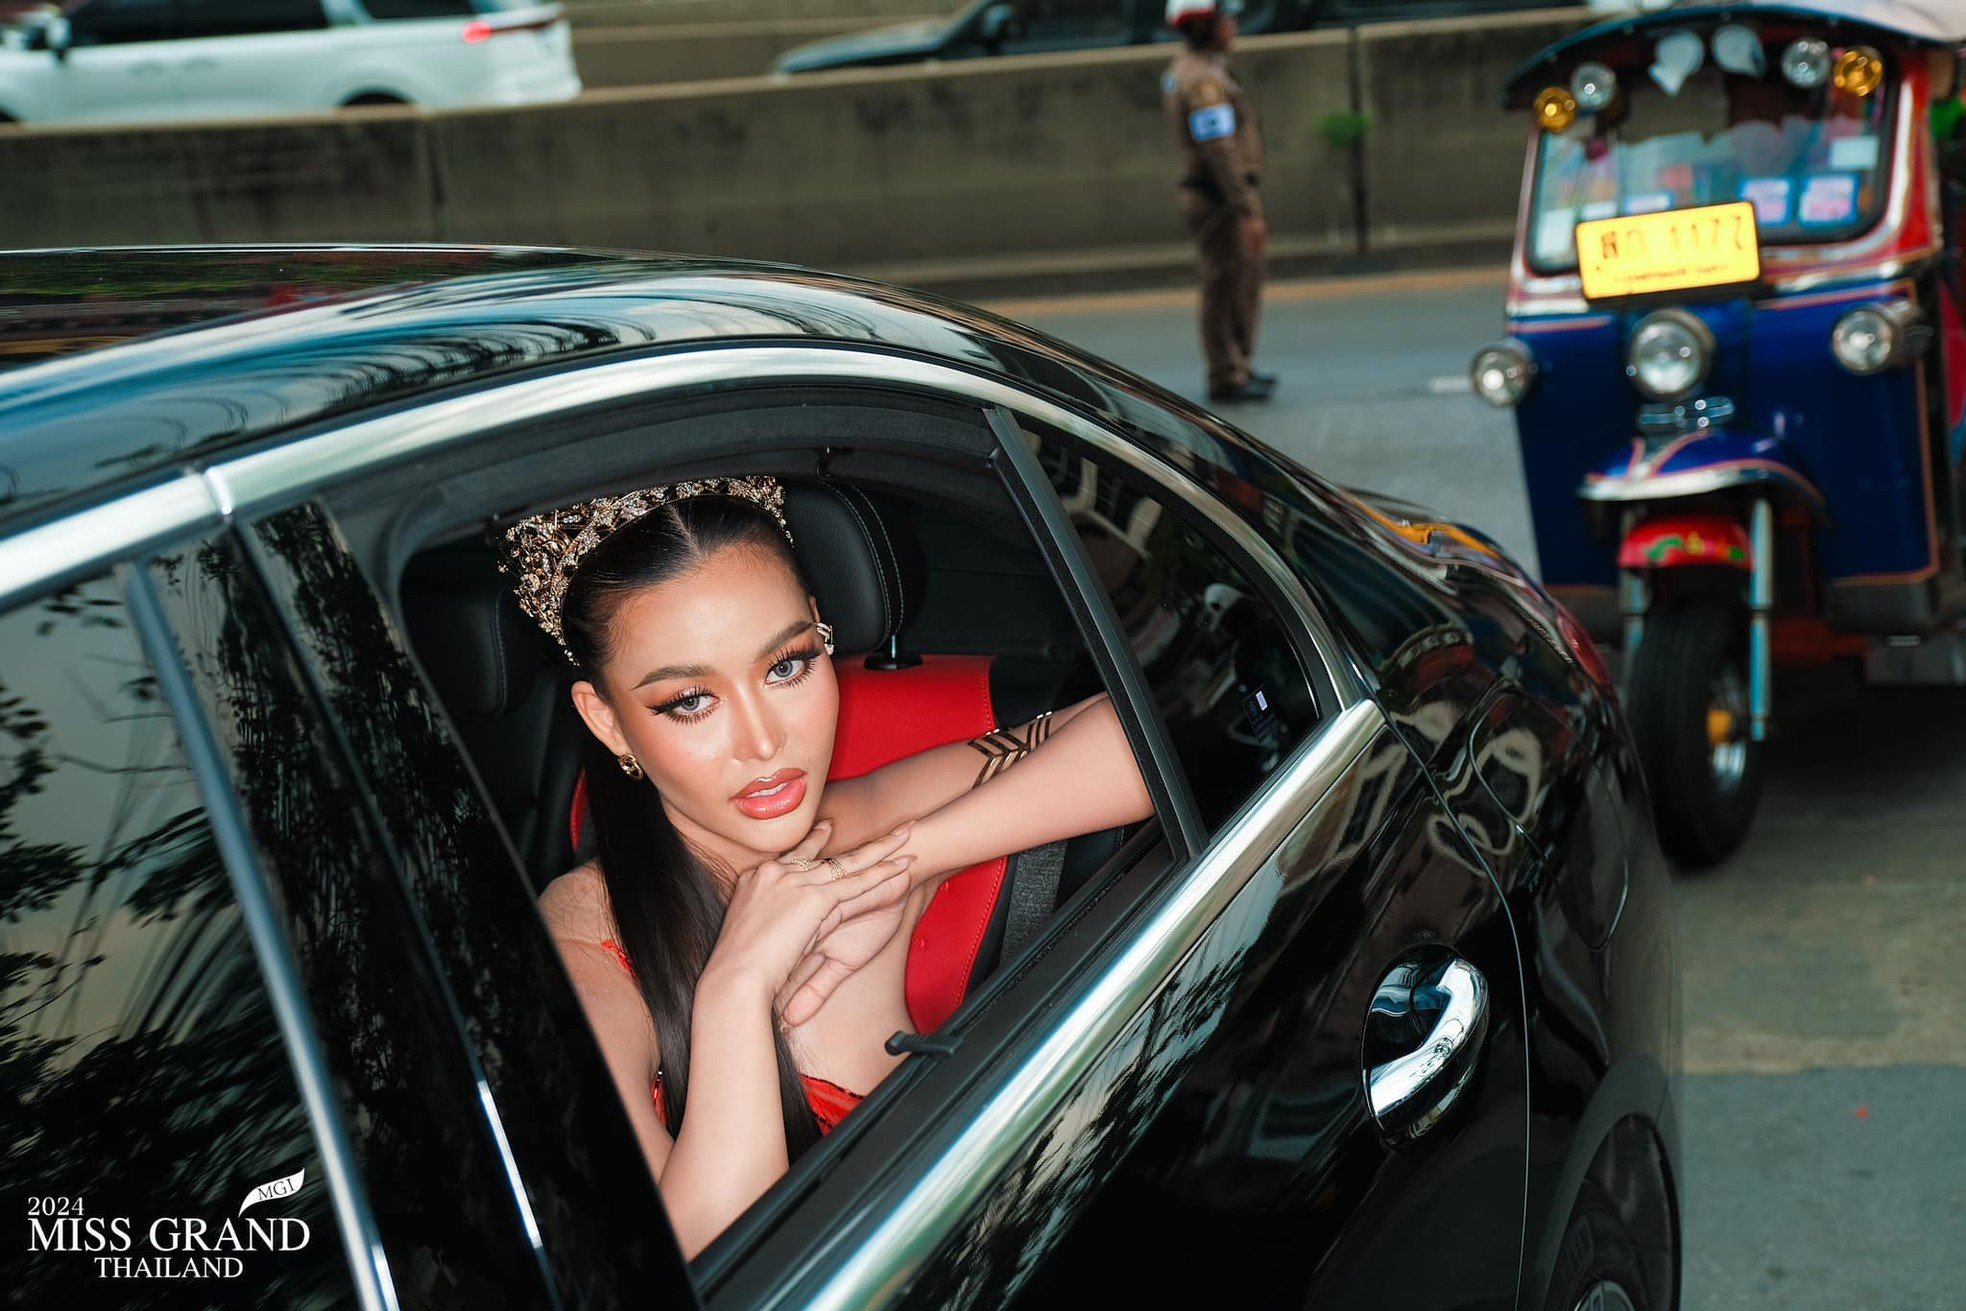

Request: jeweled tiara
left=498, top=474, right=792, bottom=662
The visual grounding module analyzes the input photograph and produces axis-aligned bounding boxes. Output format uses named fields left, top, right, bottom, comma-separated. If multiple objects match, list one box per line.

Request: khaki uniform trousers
left=1181, top=189, right=1262, bottom=392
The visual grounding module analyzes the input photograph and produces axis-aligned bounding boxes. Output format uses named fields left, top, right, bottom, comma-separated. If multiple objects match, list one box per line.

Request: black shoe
left=1250, top=370, right=1279, bottom=389
left=1208, top=378, right=1275, bottom=403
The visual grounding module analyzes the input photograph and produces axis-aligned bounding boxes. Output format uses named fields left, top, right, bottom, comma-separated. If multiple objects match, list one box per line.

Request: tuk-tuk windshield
left=1529, top=66, right=1893, bottom=272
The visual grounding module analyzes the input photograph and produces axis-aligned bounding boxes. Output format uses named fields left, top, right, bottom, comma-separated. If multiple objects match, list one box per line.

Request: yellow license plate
left=1575, top=201, right=1761, bottom=300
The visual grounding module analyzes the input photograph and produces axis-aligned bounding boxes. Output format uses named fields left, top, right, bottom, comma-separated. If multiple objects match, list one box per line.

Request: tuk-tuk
left=1473, top=0, right=1966, bottom=866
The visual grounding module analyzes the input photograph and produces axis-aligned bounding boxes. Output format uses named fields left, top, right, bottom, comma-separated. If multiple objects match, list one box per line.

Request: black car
left=0, top=246, right=1678, bottom=1311
left=774, top=0, right=1570, bottom=74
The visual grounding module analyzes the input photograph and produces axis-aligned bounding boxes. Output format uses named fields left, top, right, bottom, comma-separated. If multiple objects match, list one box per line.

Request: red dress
left=598, top=939, right=864, bottom=1133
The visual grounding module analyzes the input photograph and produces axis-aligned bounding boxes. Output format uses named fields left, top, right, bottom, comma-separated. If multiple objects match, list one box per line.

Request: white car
left=0, top=0, right=580, bottom=126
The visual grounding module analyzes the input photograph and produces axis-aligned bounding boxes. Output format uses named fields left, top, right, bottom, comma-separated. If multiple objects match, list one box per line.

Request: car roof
left=1505, top=0, right=1966, bottom=106
left=0, top=244, right=1257, bottom=540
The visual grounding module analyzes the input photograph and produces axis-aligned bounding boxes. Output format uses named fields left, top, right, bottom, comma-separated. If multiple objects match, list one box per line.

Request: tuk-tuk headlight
left=1627, top=310, right=1713, bottom=401
left=1470, top=338, right=1537, bottom=407
left=1781, top=37, right=1831, bottom=88
left=1570, top=62, right=1618, bottom=112
left=1831, top=299, right=1925, bottom=374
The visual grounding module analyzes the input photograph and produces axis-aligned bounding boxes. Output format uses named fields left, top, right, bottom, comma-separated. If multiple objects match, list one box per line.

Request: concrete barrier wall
left=0, top=9, right=1598, bottom=291
left=574, top=17, right=914, bottom=87
left=2, top=116, right=441, bottom=247
left=431, top=32, right=1353, bottom=274
left=562, top=0, right=962, bottom=28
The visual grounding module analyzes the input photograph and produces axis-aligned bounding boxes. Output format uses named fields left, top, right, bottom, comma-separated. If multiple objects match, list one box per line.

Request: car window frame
left=991, top=408, right=1346, bottom=831
left=0, top=341, right=1371, bottom=1308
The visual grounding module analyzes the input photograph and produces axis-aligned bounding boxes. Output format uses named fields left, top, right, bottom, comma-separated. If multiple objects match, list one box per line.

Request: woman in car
left=501, top=474, right=1155, bottom=1257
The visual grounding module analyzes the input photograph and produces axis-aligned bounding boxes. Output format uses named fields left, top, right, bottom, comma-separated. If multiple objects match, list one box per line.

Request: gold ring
left=824, top=857, right=845, bottom=880
left=785, top=856, right=817, bottom=872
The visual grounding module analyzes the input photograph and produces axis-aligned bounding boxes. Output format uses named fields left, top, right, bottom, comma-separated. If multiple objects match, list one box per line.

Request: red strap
left=830, top=655, right=1003, bottom=1034
left=802, top=1075, right=863, bottom=1132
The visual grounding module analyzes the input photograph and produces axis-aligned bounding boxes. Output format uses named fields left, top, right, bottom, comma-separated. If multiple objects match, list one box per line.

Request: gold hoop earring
left=618, top=753, right=644, bottom=780
left=815, top=620, right=835, bottom=656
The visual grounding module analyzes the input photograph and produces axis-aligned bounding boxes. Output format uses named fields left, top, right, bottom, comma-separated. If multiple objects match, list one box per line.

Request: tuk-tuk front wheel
left=1625, top=594, right=1763, bottom=869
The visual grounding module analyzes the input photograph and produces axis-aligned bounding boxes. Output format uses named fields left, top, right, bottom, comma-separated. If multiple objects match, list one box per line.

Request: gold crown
left=499, top=475, right=792, bottom=662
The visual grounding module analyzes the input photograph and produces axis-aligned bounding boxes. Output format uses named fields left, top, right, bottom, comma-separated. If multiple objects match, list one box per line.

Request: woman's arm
left=825, top=692, right=1155, bottom=889
left=663, top=964, right=794, bottom=1256
left=819, top=692, right=1119, bottom=852
left=553, top=939, right=787, bottom=1260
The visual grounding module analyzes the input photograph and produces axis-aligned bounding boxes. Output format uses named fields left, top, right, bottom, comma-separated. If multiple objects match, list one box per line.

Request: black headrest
left=786, top=480, right=919, bottom=656
left=401, top=544, right=555, bottom=719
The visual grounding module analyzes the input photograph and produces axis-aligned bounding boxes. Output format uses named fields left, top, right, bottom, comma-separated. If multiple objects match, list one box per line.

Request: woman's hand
left=775, top=889, right=912, bottom=1028
left=700, top=819, right=915, bottom=1009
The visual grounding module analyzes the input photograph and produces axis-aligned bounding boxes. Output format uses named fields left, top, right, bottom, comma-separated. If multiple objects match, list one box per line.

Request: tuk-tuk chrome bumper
left=1577, top=433, right=1826, bottom=509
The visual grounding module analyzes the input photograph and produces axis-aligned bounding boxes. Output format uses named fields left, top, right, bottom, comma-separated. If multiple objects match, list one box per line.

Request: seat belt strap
left=1001, top=839, right=1067, bottom=961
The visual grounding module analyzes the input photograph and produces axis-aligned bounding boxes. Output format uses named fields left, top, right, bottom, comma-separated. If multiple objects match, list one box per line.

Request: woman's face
left=572, top=542, right=839, bottom=871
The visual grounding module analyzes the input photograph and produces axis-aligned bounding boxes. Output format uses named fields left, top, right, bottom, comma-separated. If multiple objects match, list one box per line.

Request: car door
left=991, top=417, right=1532, bottom=1311
left=172, top=0, right=337, bottom=120
left=0, top=511, right=683, bottom=1307
left=35, top=0, right=183, bottom=124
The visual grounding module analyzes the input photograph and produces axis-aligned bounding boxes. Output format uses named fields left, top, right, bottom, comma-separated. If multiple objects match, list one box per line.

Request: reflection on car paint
left=0, top=575, right=355, bottom=1307
left=244, top=504, right=692, bottom=1307
left=147, top=535, right=557, bottom=1308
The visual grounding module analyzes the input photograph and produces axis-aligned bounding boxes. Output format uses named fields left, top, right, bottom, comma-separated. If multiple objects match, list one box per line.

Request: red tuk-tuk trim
left=1618, top=515, right=1752, bottom=570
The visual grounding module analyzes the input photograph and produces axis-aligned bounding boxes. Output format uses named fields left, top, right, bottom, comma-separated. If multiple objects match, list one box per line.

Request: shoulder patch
left=1188, top=102, right=1237, bottom=143
left=1161, top=70, right=1179, bottom=97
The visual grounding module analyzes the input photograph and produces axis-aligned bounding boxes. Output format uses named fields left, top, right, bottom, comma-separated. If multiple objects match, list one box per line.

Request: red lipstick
left=731, top=768, right=807, bottom=820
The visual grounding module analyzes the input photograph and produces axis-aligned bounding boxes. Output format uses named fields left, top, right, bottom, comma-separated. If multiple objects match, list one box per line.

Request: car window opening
left=390, top=455, right=1161, bottom=1254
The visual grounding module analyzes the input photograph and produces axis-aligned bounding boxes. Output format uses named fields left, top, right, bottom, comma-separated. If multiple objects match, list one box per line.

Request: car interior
left=348, top=388, right=1154, bottom=1039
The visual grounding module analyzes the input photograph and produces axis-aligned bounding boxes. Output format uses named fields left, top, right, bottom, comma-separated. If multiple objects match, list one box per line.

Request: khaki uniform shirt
left=1162, top=47, right=1265, bottom=219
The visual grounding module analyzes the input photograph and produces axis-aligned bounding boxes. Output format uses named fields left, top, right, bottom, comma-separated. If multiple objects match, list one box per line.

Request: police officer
left=1164, top=0, right=1274, bottom=403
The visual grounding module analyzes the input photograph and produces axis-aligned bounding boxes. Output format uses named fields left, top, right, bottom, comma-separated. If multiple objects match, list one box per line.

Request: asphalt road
left=1000, top=271, right=1966, bottom=1310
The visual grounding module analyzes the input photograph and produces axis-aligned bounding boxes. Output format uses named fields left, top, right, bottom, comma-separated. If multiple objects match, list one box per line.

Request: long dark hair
left=561, top=494, right=823, bottom=1159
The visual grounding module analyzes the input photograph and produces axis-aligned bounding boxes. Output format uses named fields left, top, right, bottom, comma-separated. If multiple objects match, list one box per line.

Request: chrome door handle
left=1365, top=956, right=1489, bottom=1141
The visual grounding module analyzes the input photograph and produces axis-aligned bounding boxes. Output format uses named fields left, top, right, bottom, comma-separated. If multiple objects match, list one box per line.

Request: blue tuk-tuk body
left=1477, top=0, right=1966, bottom=865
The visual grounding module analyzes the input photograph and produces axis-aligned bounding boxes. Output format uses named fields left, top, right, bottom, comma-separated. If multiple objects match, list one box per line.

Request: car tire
left=1543, top=1182, right=1654, bottom=1311
left=1624, top=592, right=1762, bottom=869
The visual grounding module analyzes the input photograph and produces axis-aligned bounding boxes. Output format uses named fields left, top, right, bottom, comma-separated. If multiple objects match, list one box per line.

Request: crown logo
left=498, top=475, right=792, bottom=663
